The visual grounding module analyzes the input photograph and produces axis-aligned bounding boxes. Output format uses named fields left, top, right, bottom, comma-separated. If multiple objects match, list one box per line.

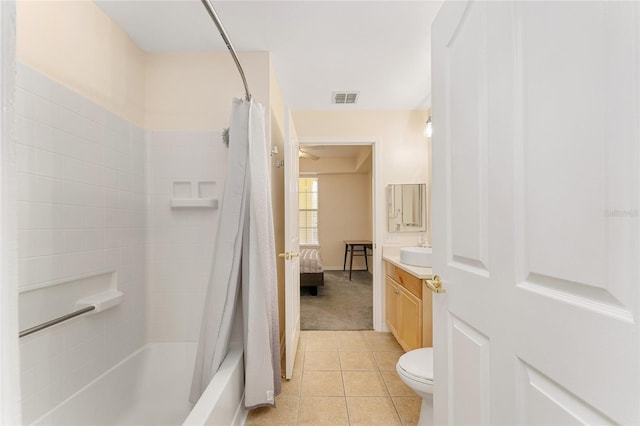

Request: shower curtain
left=190, top=99, right=281, bottom=409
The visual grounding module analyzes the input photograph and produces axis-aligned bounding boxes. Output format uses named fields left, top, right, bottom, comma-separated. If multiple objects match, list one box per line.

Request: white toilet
left=396, top=347, right=434, bottom=426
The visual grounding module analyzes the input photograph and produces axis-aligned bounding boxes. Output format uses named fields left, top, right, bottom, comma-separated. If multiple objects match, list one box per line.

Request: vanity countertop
left=382, top=251, right=433, bottom=279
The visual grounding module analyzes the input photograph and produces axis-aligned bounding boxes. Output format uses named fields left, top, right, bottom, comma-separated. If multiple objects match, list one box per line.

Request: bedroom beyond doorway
left=298, top=144, right=374, bottom=331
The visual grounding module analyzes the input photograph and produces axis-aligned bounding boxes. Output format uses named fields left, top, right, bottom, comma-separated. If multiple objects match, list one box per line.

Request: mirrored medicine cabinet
left=387, top=184, right=427, bottom=232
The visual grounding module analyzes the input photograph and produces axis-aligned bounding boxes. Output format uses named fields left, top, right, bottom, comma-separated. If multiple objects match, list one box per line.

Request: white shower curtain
left=190, top=99, right=281, bottom=409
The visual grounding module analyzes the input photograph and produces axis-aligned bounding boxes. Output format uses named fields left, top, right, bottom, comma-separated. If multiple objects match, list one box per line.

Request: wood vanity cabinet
left=384, top=261, right=431, bottom=352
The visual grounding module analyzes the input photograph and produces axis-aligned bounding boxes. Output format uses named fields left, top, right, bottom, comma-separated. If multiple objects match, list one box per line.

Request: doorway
left=297, top=143, right=375, bottom=331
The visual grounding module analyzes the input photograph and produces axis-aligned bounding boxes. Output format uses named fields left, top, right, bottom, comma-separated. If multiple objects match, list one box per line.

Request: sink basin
left=399, top=246, right=433, bottom=268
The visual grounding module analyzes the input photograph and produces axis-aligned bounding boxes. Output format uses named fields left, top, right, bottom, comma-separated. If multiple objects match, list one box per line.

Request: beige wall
left=316, top=173, right=372, bottom=270
left=144, top=52, right=270, bottom=131
left=292, top=110, right=430, bottom=245
left=16, top=0, right=146, bottom=127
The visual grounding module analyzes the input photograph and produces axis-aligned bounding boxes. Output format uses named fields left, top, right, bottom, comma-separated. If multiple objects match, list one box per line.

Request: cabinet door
left=398, top=285, right=422, bottom=351
left=385, top=277, right=399, bottom=337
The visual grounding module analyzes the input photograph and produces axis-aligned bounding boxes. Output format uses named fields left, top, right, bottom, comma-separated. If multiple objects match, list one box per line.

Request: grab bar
left=19, top=306, right=95, bottom=338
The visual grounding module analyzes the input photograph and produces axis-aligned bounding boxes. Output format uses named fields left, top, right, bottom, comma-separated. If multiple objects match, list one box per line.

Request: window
left=299, top=177, right=318, bottom=244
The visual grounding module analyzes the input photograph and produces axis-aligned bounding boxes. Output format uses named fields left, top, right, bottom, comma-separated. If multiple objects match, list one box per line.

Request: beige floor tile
left=346, top=396, right=401, bottom=425
left=279, top=374, right=302, bottom=397
left=381, top=370, right=418, bottom=396
left=339, top=351, right=377, bottom=370
left=392, top=396, right=423, bottom=426
left=245, top=395, right=299, bottom=426
left=298, top=397, right=349, bottom=425
left=303, top=330, right=336, bottom=339
left=336, top=334, right=370, bottom=351
left=373, top=351, right=403, bottom=370
left=304, top=351, right=340, bottom=370
left=366, top=333, right=404, bottom=351
left=297, top=335, right=307, bottom=353
left=342, top=370, right=388, bottom=396
left=335, top=330, right=367, bottom=339
left=306, top=336, right=338, bottom=351
left=301, top=370, right=344, bottom=396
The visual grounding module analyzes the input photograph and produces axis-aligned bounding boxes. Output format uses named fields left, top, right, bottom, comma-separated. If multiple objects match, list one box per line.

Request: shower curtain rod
left=200, top=0, right=252, bottom=101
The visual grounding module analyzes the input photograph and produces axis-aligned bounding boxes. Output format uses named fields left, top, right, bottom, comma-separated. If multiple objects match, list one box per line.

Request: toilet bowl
left=396, top=347, right=434, bottom=426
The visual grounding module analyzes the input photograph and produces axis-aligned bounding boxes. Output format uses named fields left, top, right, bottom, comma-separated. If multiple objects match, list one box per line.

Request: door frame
left=298, top=137, right=383, bottom=331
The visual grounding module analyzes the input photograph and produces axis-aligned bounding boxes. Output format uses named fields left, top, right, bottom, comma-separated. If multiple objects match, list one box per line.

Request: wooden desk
left=343, top=240, right=373, bottom=280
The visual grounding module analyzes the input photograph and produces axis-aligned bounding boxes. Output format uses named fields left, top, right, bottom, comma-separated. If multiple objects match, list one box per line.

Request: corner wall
left=292, top=110, right=430, bottom=246
left=317, top=173, right=372, bottom=270
left=15, top=2, right=149, bottom=422
left=144, top=51, right=272, bottom=342
left=16, top=0, right=145, bottom=127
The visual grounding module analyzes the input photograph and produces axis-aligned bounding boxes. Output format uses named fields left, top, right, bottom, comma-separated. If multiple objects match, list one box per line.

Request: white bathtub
left=32, top=343, right=247, bottom=426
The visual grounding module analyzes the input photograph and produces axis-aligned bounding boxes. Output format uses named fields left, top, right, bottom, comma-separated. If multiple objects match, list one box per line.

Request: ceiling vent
left=332, top=91, right=359, bottom=104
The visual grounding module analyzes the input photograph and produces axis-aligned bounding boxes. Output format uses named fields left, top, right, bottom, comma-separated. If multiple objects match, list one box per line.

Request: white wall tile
left=18, top=64, right=147, bottom=422
left=17, top=230, right=39, bottom=259
left=61, top=229, right=85, bottom=253
left=62, top=157, right=87, bottom=183
left=86, top=165, right=105, bottom=187
left=16, top=116, right=35, bottom=146
left=84, top=185, right=105, bottom=208
left=85, top=206, right=105, bottom=229
left=85, top=229, right=105, bottom=251
left=17, top=173, right=64, bottom=204
left=84, top=250, right=106, bottom=271
left=17, top=202, right=64, bottom=230
left=15, top=87, right=30, bottom=117
left=33, top=96, right=55, bottom=127
left=61, top=252, right=87, bottom=277
left=33, top=123, right=59, bottom=153
left=61, top=320, right=86, bottom=351
left=62, top=180, right=87, bottom=206
left=35, top=149, right=65, bottom=179
left=18, top=255, right=63, bottom=286
left=84, top=141, right=104, bottom=165
left=16, top=144, right=36, bottom=173
left=147, top=131, right=223, bottom=342
left=62, top=205, right=86, bottom=229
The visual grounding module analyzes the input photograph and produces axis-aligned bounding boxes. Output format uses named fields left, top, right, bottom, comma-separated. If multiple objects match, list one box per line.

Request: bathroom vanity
left=383, top=251, right=433, bottom=352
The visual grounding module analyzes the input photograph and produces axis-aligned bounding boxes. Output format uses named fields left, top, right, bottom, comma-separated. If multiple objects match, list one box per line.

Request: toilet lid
left=397, top=347, right=434, bottom=384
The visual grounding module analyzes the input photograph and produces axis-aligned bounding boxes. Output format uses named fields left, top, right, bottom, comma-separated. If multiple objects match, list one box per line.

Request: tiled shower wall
left=146, top=131, right=226, bottom=342
left=15, top=64, right=147, bottom=424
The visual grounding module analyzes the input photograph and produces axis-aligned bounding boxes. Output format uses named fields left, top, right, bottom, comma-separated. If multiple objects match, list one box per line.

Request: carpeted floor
left=300, top=270, right=373, bottom=330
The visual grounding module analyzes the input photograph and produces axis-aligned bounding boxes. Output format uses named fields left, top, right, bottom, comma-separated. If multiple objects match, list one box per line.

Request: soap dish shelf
left=170, top=198, right=218, bottom=209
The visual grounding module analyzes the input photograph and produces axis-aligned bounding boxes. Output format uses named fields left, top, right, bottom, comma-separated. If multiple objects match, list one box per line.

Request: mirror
left=387, top=184, right=427, bottom=232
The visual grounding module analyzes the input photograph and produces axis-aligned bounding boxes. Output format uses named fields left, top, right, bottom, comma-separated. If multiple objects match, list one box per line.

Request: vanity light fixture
left=423, top=116, right=433, bottom=138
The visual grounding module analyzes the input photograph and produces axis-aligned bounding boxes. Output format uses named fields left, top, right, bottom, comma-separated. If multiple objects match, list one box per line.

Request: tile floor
left=245, top=331, right=421, bottom=425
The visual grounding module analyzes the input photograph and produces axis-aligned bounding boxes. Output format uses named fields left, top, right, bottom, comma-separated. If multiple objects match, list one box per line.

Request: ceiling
left=95, top=0, right=443, bottom=110
left=299, top=145, right=372, bottom=174
left=301, top=145, right=369, bottom=159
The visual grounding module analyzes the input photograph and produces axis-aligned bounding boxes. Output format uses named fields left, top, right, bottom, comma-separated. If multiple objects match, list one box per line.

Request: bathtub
left=32, top=343, right=247, bottom=426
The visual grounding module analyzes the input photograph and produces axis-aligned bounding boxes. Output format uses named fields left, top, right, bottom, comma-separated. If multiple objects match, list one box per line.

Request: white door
left=431, top=2, right=639, bottom=424
left=283, top=109, right=301, bottom=379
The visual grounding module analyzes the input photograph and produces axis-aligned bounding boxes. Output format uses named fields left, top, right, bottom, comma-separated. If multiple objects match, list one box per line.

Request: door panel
left=449, top=315, right=490, bottom=425
left=432, top=1, right=640, bottom=425
left=284, top=109, right=300, bottom=380
left=516, top=359, right=615, bottom=425
left=448, top=1, right=489, bottom=273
